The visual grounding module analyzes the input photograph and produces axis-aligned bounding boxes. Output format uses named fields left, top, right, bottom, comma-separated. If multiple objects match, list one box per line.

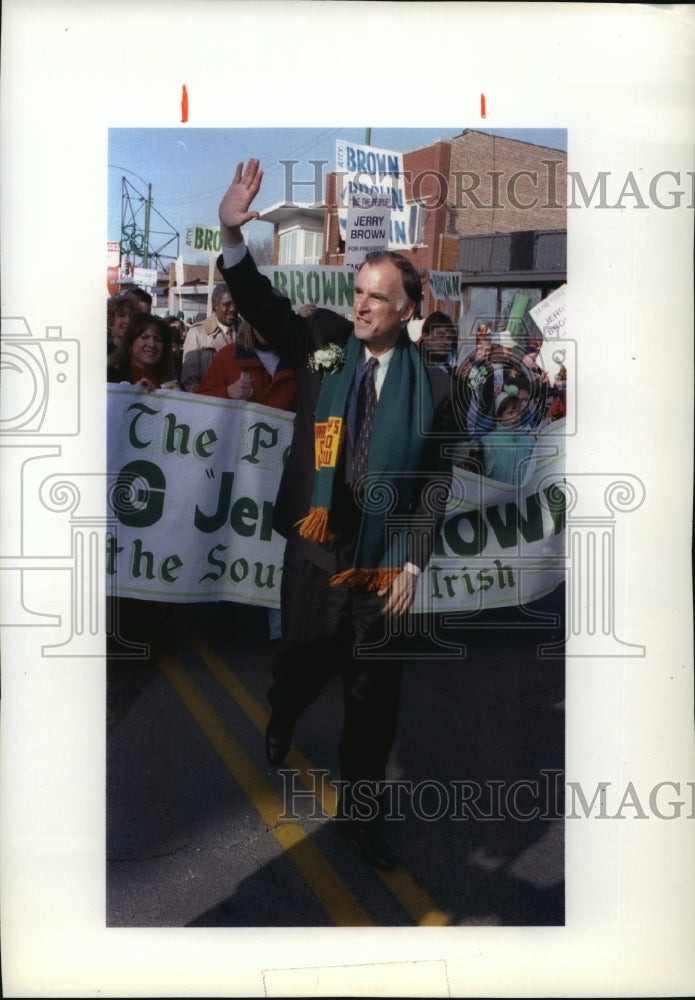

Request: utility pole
left=364, top=128, right=371, bottom=146
left=143, top=183, right=152, bottom=268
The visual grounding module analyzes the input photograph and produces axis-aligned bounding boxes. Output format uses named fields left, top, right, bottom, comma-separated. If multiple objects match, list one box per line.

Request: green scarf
left=296, top=330, right=434, bottom=590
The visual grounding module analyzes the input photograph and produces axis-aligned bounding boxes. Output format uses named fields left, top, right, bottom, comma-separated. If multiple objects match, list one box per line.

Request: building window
left=278, top=228, right=324, bottom=265
left=278, top=229, right=298, bottom=265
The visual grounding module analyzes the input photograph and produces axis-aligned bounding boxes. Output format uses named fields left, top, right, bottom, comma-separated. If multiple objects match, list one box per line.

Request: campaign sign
left=336, top=139, right=412, bottom=249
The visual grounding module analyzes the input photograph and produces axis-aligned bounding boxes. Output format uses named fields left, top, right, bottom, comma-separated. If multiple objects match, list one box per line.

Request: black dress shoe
left=336, top=820, right=398, bottom=871
left=265, top=710, right=296, bottom=766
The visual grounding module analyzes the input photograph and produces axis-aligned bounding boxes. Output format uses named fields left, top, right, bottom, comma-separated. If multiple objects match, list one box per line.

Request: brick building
left=320, top=129, right=567, bottom=320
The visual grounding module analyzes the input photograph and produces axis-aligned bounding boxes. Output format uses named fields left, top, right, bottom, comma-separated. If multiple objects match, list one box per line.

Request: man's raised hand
left=219, top=159, right=264, bottom=243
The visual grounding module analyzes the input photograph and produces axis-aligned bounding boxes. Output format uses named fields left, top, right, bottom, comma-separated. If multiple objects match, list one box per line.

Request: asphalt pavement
left=106, top=588, right=565, bottom=928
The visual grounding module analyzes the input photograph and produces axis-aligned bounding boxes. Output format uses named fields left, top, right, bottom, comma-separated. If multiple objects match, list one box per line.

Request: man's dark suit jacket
left=219, top=250, right=456, bottom=575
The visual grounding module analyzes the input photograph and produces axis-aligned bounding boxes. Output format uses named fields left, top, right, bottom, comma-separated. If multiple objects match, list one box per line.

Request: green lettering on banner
left=441, top=510, right=488, bottom=556
left=194, top=471, right=235, bottom=533
left=338, top=271, right=353, bottom=307
left=193, top=227, right=223, bottom=252
left=105, top=534, right=123, bottom=575
left=160, top=554, right=184, bottom=583
left=131, top=538, right=156, bottom=580
left=242, top=422, right=280, bottom=464
left=306, top=270, right=319, bottom=304
left=163, top=413, right=191, bottom=456
left=230, top=497, right=259, bottom=537
left=127, top=402, right=160, bottom=449
left=486, top=493, right=545, bottom=548
left=253, top=562, right=279, bottom=590
left=115, top=460, right=166, bottom=527
left=200, top=543, right=228, bottom=582
left=493, top=559, right=515, bottom=589
left=195, top=428, right=218, bottom=459
left=292, top=270, right=305, bottom=304
left=230, top=558, right=249, bottom=583
left=322, top=270, right=336, bottom=305
left=162, top=413, right=218, bottom=459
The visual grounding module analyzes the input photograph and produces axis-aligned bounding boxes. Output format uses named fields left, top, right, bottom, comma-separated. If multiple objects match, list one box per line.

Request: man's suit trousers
left=270, top=534, right=403, bottom=790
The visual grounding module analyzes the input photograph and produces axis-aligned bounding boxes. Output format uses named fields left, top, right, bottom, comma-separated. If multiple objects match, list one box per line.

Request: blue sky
left=108, top=127, right=567, bottom=263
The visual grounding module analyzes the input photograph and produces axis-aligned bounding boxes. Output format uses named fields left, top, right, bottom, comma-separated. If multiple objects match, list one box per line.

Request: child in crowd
left=481, top=384, right=537, bottom=485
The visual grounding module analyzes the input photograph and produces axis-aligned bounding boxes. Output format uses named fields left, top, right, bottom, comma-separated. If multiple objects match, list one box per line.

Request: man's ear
left=401, top=300, right=416, bottom=324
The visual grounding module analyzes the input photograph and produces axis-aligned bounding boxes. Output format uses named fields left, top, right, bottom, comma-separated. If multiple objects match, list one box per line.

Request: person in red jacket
left=196, top=316, right=297, bottom=660
left=196, top=318, right=297, bottom=412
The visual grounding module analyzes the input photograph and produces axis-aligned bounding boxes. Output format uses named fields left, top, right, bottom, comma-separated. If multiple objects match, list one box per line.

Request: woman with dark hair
left=107, top=313, right=176, bottom=390
left=107, top=293, right=137, bottom=357
left=195, top=317, right=297, bottom=411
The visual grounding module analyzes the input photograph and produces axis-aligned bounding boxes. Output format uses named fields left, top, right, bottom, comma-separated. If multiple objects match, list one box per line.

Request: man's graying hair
left=361, top=251, right=422, bottom=309
left=211, top=283, right=230, bottom=304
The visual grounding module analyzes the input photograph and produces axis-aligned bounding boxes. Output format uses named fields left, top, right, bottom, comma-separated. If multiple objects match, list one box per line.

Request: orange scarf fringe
left=295, top=506, right=335, bottom=543
left=295, top=507, right=402, bottom=591
left=329, top=566, right=401, bottom=591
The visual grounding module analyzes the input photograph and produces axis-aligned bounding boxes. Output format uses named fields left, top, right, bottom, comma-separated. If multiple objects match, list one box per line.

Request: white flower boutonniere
left=308, top=343, right=345, bottom=377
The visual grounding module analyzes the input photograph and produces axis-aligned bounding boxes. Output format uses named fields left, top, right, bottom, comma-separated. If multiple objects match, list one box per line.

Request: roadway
left=106, top=588, right=565, bottom=927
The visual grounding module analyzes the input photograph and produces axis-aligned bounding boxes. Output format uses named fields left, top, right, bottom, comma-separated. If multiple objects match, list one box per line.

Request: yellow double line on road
left=159, top=631, right=450, bottom=927
left=159, top=649, right=371, bottom=926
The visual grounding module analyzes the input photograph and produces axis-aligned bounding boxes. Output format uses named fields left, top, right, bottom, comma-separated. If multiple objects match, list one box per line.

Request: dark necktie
left=352, top=356, right=379, bottom=485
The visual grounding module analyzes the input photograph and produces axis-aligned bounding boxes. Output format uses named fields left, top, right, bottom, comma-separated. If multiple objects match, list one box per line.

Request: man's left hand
left=379, top=569, right=417, bottom=617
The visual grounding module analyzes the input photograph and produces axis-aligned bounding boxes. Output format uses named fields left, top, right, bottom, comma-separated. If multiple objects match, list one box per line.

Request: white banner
left=107, top=386, right=294, bottom=607
left=107, top=387, right=565, bottom=611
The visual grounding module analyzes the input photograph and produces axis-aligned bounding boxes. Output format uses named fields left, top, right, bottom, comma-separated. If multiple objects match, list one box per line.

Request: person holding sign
left=195, top=318, right=297, bottom=411
left=215, top=158, right=455, bottom=871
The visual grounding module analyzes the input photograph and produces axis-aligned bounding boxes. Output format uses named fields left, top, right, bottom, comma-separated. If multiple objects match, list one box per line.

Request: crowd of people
left=416, top=313, right=566, bottom=485
left=106, top=292, right=567, bottom=491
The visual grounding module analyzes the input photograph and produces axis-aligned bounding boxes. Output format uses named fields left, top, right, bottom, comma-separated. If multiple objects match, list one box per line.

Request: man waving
left=217, top=159, right=455, bottom=871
